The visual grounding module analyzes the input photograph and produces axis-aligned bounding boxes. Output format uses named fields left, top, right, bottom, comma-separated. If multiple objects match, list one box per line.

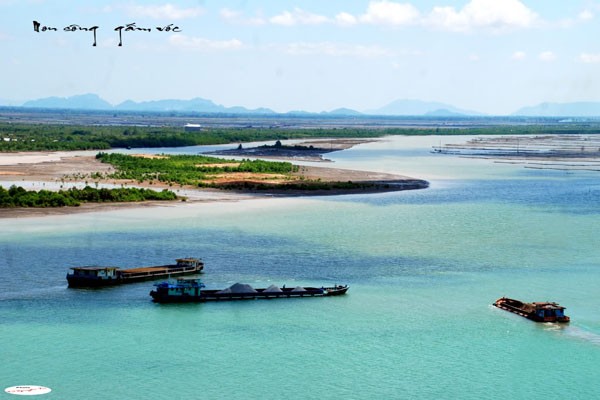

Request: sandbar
left=0, top=142, right=427, bottom=218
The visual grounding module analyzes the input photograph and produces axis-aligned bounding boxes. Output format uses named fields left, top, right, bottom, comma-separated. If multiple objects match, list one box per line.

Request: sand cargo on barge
left=150, top=279, right=348, bottom=303
left=67, top=258, right=203, bottom=288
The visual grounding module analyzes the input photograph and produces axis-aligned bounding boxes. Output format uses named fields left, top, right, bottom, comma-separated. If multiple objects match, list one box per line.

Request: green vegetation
left=0, top=185, right=177, bottom=208
left=3, top=121, right=600, bottom=152
left=0, top=123, right=383, bottom=151
left=94, top=153, right=412, bottom=192
left=96, top=152, right=297, bottom=187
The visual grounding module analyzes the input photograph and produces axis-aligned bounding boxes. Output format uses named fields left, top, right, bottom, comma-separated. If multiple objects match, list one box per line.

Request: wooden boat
left=493, top=297, right=570, bottom=323
left=149, top=279, right=349, bottom=303
left=66, top=258, right=203, bottom=288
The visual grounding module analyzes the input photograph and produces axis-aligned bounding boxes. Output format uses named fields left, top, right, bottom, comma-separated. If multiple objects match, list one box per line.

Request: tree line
left=0, top=185, right=177, bottom=208
left=4, top=121, right=599, bottom=152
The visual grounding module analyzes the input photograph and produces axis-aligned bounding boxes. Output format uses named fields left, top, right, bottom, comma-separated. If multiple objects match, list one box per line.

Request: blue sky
left=2, top=0, right=600, bottom=114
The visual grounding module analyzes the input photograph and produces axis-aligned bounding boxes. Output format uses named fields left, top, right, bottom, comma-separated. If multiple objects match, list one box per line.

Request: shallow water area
left=1, top=135, right=599, bottom=399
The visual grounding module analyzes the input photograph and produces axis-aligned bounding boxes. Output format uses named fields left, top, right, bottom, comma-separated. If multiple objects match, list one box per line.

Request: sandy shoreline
left=0, top=145, right=427, bottom=218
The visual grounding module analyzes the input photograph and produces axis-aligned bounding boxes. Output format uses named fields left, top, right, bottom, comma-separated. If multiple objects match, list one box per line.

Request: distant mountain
left=17, top=94, right=600, bottom=117
left=285, top=110, right=313, bottom=115
left=22, top=94, right=113, bottom=110
left=366, top=99, right=482, bottom=116
left=115, top=98, right=220, bottom=112
left=424, top=108, right=465, bottom=117
left=512, top=102, right=600, bottom=117
left=324, top=108, right=362, bottom=116
left=225, top=106, right=275, bottom=115
left=116, top=98, right=275, bottom=114
left=20, top=94, right=275, bottom=114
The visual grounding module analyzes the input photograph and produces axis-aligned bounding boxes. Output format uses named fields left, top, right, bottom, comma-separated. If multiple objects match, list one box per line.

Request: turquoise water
left=1, top=136, right=599, bottom=399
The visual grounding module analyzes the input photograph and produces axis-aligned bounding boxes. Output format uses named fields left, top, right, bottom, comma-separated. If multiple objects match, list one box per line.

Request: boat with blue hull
left=67, top=258, right=203, bottom=288
left=149, top=279, right=348, bottom=303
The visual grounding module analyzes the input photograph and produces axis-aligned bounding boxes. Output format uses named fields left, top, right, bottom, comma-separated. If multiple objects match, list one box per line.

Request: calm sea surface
left=1, top=135, right=599, bottom=399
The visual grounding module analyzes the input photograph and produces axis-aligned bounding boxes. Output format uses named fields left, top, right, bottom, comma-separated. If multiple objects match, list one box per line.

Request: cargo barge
left=67, top=258, right=203, bottom=288
left=150, top=279, right=348, bottom=303
left=493, top=297, right=570, bottom=323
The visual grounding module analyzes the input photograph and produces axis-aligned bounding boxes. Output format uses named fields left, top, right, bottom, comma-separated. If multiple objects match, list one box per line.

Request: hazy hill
left=513, top=102, right=600, bottom=116
left=115, top=98, right=223, bottom=112
left=225, top=106, right=275, bottom=114
left=21, top=93, right=600, bottom=117
left=22, top=94, right=113, bottom=110
left=20, top=94, right=275, bottom=114
left=16, top=93, right=481, bottom=116
left=116, top=98, right=274, bottom=114
left=324, top=108, right=362, bottom=116
left=366, top=99, right=481, bottom=116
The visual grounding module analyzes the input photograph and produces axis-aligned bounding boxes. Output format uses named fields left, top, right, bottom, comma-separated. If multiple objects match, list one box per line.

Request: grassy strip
left=96, top=153, right=297, bottom=187
left=0, top=185, right=177, bottom=208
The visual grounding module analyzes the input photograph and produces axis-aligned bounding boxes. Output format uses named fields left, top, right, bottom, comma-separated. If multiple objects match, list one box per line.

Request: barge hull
left=66, top=258, right=203, bottom=288
left=493, top=297, right=570, bottom=323
left=67, top=266, right=201, bottom=287
left=150, top=284, right=348, bottom=303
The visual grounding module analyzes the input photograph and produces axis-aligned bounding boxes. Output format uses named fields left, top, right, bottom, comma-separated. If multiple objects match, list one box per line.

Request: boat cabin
left=69, top=266, right=119, bottom=279
left=532, top=302, right=568, bottom=322
left=175, top=258, right=202, bottom=268
left=159, top=278, right=205, bottom=297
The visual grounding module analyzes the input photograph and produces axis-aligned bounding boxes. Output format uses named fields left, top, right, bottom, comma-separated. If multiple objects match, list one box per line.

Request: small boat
left=66, top=258, right=203, bottom=288
left=149, top=279, right=349, bottom=303
left=493, top=297, right=570, bottom=323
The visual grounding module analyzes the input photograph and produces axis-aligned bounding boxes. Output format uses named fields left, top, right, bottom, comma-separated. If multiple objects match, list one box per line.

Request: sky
left=2, top=0, right=600, bottom=114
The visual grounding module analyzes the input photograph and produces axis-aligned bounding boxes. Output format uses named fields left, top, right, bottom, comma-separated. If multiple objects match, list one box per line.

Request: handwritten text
left=33, top=21, right=181, bottom=47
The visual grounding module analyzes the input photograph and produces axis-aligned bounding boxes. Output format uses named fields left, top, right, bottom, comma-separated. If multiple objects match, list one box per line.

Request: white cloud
left=426, top=6, right=469, bottom=31
left=224, top=1, right=546, bottom=33
left=126, top=4, right=204, bottom=20
left=424, top=0, right=538, bottom=32
left=579, top=9, right=594, bottom=21
left=538, top=51, right=556, bottom=62
left=168, top=34, right=243, bottom=50
left=220, top=8, right=265, bottom=26
left=335, top=12, right=358, bottom=26
left=511, top=51, right=526, bottom=60
left=557, top=7, right=595, bottom=28
left=468, top=54, right=480, bottom=62
left=360, top=1, right=420, bottom=26
left=580, top=53, right=600, bottom=63
left=270, top=8, right=329, bottom=26
left=220, top=8, right=238, bottom=20
left=282, top=42, right=393, bottom=58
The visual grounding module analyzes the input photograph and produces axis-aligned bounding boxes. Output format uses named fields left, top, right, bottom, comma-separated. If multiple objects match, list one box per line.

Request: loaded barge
left=493, top=297, right=570, bottom=323
left=67, top=258, right=203, bottom=288
left=150, top=279, right=348, bottom=303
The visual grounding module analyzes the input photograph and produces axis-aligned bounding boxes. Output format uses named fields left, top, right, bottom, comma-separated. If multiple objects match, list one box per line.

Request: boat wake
left=0, top=285, right=66, bottom=301
left=561, top=326, right=600, bottom=346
